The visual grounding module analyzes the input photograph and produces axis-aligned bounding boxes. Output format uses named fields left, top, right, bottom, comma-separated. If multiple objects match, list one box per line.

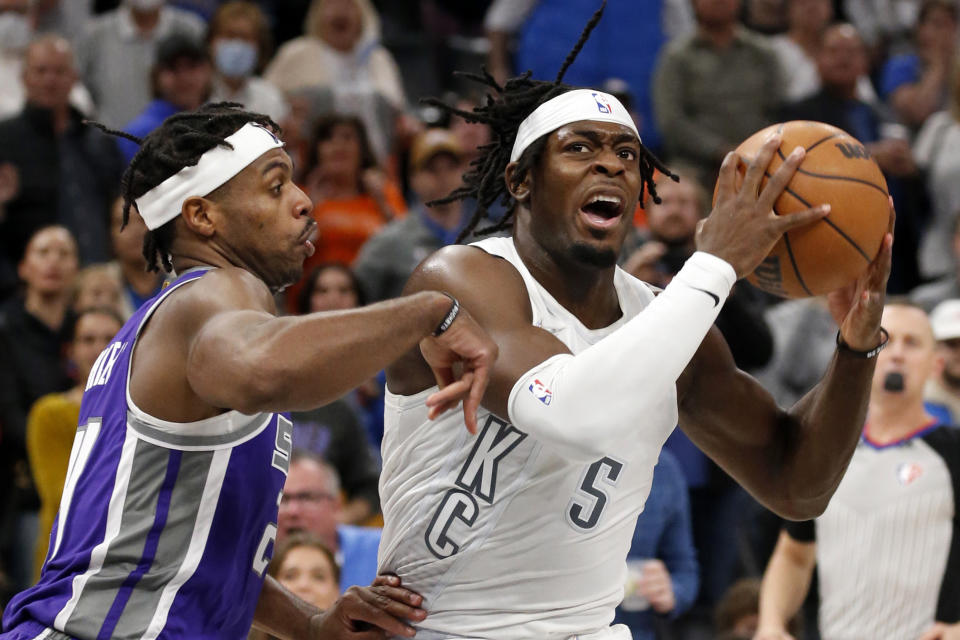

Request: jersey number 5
left=566, top=456, right=624, bottom=531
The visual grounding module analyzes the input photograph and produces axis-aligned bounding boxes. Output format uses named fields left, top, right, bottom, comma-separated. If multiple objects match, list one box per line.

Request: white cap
left=930, top=299, right=960, bottom=341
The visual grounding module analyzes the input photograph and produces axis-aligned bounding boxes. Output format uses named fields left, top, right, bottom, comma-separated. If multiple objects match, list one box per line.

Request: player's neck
left=866, top=399, right=933, bottom=443
left=513, top=218, right=622, bottom=330
left=24, top=288, right=69, bottom=331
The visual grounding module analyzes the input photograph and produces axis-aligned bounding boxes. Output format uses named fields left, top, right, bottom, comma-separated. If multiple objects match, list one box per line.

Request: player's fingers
left=713, top=151, right=739, bottom=205
left=757, top=146, right=804, bottom=212
left=371, top=574, right=402, bottom=588
left=367, top=585, right=426, bottom=613
left=772, top=204, right=829, bottom=234
left=464, top=360, right=491, bottom=435
left=887, top=195, right=896, bottom=235
left=741, top=135, right=782, bottom=196
left=429, top=365, right=455, bottom=391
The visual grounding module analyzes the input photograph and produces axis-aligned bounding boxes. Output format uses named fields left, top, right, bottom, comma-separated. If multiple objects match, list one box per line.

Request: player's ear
left=180, top=196, right=218, bottom=238
left=505, top=162, right=531, bottom=203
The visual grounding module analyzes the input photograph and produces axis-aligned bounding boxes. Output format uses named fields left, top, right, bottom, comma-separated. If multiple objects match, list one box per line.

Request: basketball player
left=376, top=8, right=894, bottom=639
left=756, top=302, right=960, bottom=640
left=0, top=104, right=497, bottom=640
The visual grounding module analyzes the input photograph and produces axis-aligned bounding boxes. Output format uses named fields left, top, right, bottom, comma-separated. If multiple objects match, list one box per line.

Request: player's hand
left=697, top=135, right=830, bottom=279
left=309, top=575, right=426, bottom=639
left=421, top=306, right=498, bottom=434
left=826, top=197, right=894, bottom=351
left=637, top=559, right=675, bottom=614
left=918, top=622, right=960, bottom=640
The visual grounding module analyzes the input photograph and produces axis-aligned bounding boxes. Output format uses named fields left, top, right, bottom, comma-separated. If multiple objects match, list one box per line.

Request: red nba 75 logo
left=897, top=462, right=923, bottom=486
left=529, top=378, right=553, bottom=405
left=591, top=92, right=612, bottom=114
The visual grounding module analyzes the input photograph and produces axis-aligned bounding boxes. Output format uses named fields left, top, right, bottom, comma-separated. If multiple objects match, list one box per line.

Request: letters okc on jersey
left=425, top=415, right=526, bottom=559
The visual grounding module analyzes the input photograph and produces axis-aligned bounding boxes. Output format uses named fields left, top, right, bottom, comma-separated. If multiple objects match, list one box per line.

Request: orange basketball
left=719, top=121, right=889, bottom=298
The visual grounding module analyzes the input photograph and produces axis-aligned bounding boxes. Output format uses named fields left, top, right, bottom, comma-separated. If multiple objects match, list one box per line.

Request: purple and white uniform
left=2, top=268, right=292, bottom=640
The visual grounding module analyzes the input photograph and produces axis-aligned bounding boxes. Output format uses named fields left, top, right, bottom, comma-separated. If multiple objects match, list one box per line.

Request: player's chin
left=569, top=240, right=618, bottom=268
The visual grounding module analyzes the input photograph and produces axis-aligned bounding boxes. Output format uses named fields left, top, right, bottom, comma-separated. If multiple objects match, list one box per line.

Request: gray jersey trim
left=126, top=410, right=272, bottom=451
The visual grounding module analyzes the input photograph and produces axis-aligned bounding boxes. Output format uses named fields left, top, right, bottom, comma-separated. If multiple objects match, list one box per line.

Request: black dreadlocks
left=87, top=102, right=279, bottom=273
left=423, top=1, right=676, bottom=242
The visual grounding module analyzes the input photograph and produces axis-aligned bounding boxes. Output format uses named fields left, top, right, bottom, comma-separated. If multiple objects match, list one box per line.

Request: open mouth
left=299, top=222, right=318, bottom=257
left=579, top=192, right=626, bottom=230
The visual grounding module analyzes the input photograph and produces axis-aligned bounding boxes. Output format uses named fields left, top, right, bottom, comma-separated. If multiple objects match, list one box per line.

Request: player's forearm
left=508, top=252, right=736, bottom=461
left=252, top=576, right=319, bottom=640
left=781, top=348, right=876, bottom=515
left=195, top=291, right=452, bottom=413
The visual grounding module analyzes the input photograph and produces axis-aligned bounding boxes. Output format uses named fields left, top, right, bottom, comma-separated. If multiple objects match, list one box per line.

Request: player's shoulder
left=158, top=267, right=275, bottom=331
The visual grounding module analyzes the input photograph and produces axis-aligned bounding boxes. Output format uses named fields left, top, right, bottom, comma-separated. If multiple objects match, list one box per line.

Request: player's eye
left=272, top=182, right=283, bottom=194
left=618, top=148, right=637, bottom=160
left=567, top=142, right=589, bottom=153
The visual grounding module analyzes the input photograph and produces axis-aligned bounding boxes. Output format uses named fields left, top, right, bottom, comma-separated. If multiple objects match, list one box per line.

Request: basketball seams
left=804, top=133, right=842, bottom=153
left=764, top=171, right=874, bottom=264
left=781, top=230, right=814, bottom=297
left=774, top=146, right=889, bottom=197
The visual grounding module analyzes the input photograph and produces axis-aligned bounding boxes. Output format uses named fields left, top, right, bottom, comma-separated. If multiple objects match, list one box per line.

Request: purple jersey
left=2, top=268, right=292, bottom=640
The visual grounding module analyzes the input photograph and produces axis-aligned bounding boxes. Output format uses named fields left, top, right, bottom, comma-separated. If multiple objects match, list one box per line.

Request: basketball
left=720, top=121, right=889, bottom=298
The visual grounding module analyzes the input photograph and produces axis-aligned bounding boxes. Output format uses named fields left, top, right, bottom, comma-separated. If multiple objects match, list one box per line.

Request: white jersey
left=378, top=237, right=679, bottom=639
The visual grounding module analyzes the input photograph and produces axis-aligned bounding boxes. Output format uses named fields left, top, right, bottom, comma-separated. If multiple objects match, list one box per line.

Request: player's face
left=71, top=312, right=122, bottom=383
left=276, top=545, right=339, bottom=610
left=18, top=226, right=78, bottom=296
left=873, top=305, right=941, bottom=399
left=211, top=148, right=315, bottom=292
left=526, top=120, right=642, bottom=268
left=277, top=460, right=339, bottom=544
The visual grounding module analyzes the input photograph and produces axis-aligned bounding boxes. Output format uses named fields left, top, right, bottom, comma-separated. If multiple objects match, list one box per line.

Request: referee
left=756, top=301, right=960, bottom=640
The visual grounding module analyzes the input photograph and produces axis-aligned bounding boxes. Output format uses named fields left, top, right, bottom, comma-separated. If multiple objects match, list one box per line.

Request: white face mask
left=126, top=0, right=165, bottom=11
left=0, top=12, right=32, bottom=52
left=214, top=39, right=257, bottom=78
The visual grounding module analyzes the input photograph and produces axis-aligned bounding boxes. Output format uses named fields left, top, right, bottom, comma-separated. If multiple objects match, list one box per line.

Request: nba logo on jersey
left=897, top=462, right=923, bottom=486
left=592, top=92, right=612, bottom=114
left=529, top=379, right=553, bottom=405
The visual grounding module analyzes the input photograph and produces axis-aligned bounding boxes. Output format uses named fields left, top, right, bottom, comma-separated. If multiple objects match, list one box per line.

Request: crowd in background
left=1, top=0, right=959, bottom=639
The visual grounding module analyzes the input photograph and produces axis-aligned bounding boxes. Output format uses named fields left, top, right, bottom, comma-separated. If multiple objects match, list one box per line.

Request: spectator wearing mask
left=0, top=0, right=94, bottom=120
left=0, top=225, right=78, bottom=592
left=353, top=128, right=471, bottom=304
left=77, top=0, right=205, bottom=128
left=207, top=1, right=288, bottom=123
left=0, top=35, right=123, bottom=291
left=277, top=451, right=381, bottom=593
left=116, top=33, right=212, bottom=164
left=26, top=306, right=123, bottom=580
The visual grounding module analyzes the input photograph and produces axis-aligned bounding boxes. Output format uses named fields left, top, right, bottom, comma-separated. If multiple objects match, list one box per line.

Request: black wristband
left=836, top=327, right=889, bottom=359
left=432, top=293, right=460, bottom=337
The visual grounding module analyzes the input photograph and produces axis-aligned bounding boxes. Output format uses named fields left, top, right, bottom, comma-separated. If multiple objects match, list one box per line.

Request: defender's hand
left=826, top=197, right=894, bottom=351
left=421, top=308, right=498, bottom=434
left=698, top=135, right=829, bottom=279
left=309, top=575, right=425, bottom=639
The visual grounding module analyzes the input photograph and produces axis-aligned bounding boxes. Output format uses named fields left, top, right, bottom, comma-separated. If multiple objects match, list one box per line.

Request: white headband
left=135, top=122, right=285, bottom=230
left=510, top=89, right=640, bottom=163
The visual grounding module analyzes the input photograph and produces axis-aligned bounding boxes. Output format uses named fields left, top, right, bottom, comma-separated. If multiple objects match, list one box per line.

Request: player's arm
left=755, top=529, right=817, bottom=640
left=182, top=268, right=495, bottom=427
left=252, top=574, right=425, bottom=639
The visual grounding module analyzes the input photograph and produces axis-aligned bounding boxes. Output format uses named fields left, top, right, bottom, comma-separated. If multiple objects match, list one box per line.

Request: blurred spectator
left=846, top=0, right=925, bottom=58
left=293, top=114, right=405, bottom=288
left=34, top=0, right=94, bottom=46
left=780, top=23, right=924, bottom=292
left=26, top=306, right=122, bottom=580
left=269, top=533, right=340, bottom=610
left=265, top=0, right=406, bottom=160
left=0, top=35, right=123, bottom=293
left=653, top=0, right=783, bottom=184
left=881, top=0, right=957, bottom=130
left=277, top=451, right=381, bottom=593
left=913, top=56, right=960, bottom=280
left=613, top=449, right=699, bottom=640
left=207, top=1, right=289, bottom=123
left=291, top=264, right=382, bottom=526
left=757, top=302, right=960, bottom=640
left=77, top=0, right=205, bottom=127
left=448, top=95, right=491, bottom=165
left=742, top=0, right=788, bottom=33
left=484, top=0, right=694, bottom=152
left=0, top=225, right=78, bottom=592
left=0, top=2, right=95, bottom=120
left=354, top=127, right=468, bottom=303
left=926, top=299, right=960, bottom=425
left=714, top=578, right=802, bottom=640
left=71, top=263, right=123, bottom=314
left=106, top=197, right=165, bottom=318
left=116, top=33, right=212, bottom=164
left=770, top=0, right=878, bottom=104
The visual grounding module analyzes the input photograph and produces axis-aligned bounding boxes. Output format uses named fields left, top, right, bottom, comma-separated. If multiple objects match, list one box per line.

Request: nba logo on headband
left=592, top=92, right=612, bottom=114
